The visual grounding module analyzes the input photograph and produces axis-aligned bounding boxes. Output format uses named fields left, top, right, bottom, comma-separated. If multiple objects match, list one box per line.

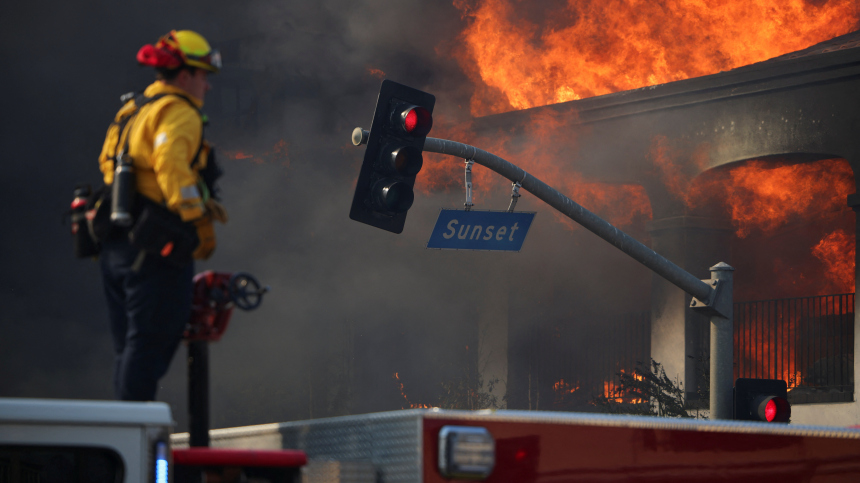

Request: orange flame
left=735, top=299, right=848, bottom=388
left=393, top=372, right=431, bottom=409
left=224, top=140, right=290, bottom=166
left=652, top=152, right=854, bottom=239
left=601, top=370, right=645, bottom=404
left=453, top=0, right=860, bottom=116
left=812, top=229, right=856, bottom=293
left=603, top=380, right=623, bottom=403
left=722, top=160, right=854, bottom=238
left=553, top=379, right=579, bottom=394
left=657, top=156, right=856, bottom=300
left=367, top=67, right=386, bottom=79
left=552, top=378, right=584, bottom=409
left=602, top=375, right=644, bottom=404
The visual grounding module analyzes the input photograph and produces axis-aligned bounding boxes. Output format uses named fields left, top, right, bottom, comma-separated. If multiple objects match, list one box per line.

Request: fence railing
left=527, top=293, right=855, bottom=409
left=734, top=293, right=854, bottom=404
left=525, top=312, right=651, bottom=411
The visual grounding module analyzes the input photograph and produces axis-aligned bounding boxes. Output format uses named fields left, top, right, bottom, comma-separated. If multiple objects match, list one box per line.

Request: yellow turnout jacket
left=98, top=81, right=215, bottom=259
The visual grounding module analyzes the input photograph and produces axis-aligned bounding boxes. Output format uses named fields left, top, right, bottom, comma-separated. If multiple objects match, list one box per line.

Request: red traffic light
left=735, top=379, right=791, bottom=422
left=350, top=80, right=434, bottom=234
left=757, top=396, right=791, bottom=422
left=404, top=109, right=419, bottom=132
left=398, top=106, right=432, bottom=137
left=765, top=400, right=777, bottom=421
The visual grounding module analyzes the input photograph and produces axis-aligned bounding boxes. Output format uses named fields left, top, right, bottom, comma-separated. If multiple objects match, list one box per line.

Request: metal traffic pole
left=702, top=263, right=735, bottom=420
left=416, top=135, right=735, bottom=418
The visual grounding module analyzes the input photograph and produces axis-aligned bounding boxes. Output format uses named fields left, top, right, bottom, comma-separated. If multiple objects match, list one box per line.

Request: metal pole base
left=188, top=340, right=210, bottom=447
left=707, top=263, right=734, bottom=420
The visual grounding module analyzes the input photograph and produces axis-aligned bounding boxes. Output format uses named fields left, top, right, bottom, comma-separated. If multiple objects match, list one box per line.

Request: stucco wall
left=791, top=401, right=859, bottom=426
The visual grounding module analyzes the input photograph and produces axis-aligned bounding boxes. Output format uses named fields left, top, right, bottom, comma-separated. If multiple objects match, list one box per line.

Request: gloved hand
left=193, top=217, right=216, bottom=260
left=205, top=198, right=229, bottom=224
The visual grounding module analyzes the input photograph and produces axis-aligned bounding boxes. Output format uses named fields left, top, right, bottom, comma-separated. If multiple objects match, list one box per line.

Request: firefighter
left=97, top=30, right=228, bottom=401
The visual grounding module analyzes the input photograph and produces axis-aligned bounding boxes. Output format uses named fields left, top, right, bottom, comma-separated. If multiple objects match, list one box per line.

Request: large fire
left=452, top=0, right=860, bottom=116
left=432, top=1, right=859, bottom=400
left=813, top=229, right=856, bottom=292
left=706, top=159, right=856, bottom=387
left=648, top=149, right=856, bottom=297
left=679, top=158, right=855, bottom=236
left=721, top=160, right=855, bottom=239
left=686, top=157, right=856, bottom=298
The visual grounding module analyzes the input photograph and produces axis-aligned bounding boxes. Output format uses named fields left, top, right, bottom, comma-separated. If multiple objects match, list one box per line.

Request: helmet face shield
left=185, top=50, right=221, bottom=73
left=209, top=50, right=222, bottom=71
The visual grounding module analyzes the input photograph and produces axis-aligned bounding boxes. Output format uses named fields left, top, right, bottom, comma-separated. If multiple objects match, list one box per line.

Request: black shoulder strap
left=110, top=97, right=139, bottom=165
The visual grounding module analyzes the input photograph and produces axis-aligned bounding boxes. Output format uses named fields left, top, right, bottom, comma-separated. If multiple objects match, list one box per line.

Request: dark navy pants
left=100, top=238, right=193, bottom=401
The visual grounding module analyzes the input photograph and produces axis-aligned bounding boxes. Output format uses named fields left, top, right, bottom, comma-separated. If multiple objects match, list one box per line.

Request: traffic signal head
left=734, top=378, right=791, bottom=422
left=350, top=80, right=435, bottom=233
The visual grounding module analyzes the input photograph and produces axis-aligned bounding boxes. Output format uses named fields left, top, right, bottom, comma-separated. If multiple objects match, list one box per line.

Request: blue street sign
left=427, top=209, right=536, bottom=251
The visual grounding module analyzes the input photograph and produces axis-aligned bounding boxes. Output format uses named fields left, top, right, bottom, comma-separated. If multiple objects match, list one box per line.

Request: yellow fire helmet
left=138, top=30, right=221, bottom=73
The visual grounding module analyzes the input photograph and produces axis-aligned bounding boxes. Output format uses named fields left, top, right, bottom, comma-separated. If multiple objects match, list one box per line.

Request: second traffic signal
left=734, top=378, right=791, bottom=422
left=350, top=80, right=435, bottom=234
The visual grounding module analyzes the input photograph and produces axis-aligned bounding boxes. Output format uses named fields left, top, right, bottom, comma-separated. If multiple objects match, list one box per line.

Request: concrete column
left=849, top=193, right=860, bottom=405
left=648, top=216, right=733, bottom=404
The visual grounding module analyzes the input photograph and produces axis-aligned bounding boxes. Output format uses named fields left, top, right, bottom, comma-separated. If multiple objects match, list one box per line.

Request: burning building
left=188, top=2, right=860, bottom=427
left=455, top=26, right=860, bottom=423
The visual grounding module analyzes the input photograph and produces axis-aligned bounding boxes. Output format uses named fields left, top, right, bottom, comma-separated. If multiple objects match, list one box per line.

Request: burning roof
left=763, top=28, right=860, bottom=63
left=452, top=0, right=860, bottom=117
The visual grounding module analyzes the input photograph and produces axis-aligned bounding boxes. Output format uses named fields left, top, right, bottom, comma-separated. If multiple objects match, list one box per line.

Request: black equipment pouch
left=68, top=185, right=110, bottom=258
left=129, top=196, right=199, bottom=268
left=70, top=185, right=100, bottom=258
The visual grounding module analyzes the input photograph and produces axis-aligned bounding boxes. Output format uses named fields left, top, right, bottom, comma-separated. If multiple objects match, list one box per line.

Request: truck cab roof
left=0, top=397, right=172, bottom=426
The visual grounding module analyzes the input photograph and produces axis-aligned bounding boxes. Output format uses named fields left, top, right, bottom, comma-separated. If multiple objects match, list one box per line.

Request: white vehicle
left=0, top=397, right=172, bottom=483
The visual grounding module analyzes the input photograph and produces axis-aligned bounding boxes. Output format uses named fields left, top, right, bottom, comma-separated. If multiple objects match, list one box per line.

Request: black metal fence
left=734, top=293, right=854, bottom=403
left=522, top=312, right=651, bottom=411
left=524, top=293, right=855, bottom=410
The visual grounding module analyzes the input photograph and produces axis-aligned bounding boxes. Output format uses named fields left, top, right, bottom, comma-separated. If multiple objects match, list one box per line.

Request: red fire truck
left=171, top=408, right=860, bottom=482
left=5, top=397, right=860, bottom=482
left=9, top=273, right=857, bottom=481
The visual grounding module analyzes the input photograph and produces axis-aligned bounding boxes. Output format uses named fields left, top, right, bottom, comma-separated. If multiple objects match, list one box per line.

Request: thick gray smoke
left=0, top=0, right=651, bottom=431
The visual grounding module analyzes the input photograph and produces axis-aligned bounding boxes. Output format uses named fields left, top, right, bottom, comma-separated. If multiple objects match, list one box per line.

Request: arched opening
left=688, top=155, right=855, bottom=403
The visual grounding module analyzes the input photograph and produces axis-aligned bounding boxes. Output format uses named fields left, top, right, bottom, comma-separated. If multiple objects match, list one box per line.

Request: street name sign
left=426, top=209, right=535, bottom=251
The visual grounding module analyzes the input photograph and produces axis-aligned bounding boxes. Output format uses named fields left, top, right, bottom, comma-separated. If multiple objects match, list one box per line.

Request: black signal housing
left=349, top=80, right=435, bottom=233
left=734, top=378, right=791, bottom=423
